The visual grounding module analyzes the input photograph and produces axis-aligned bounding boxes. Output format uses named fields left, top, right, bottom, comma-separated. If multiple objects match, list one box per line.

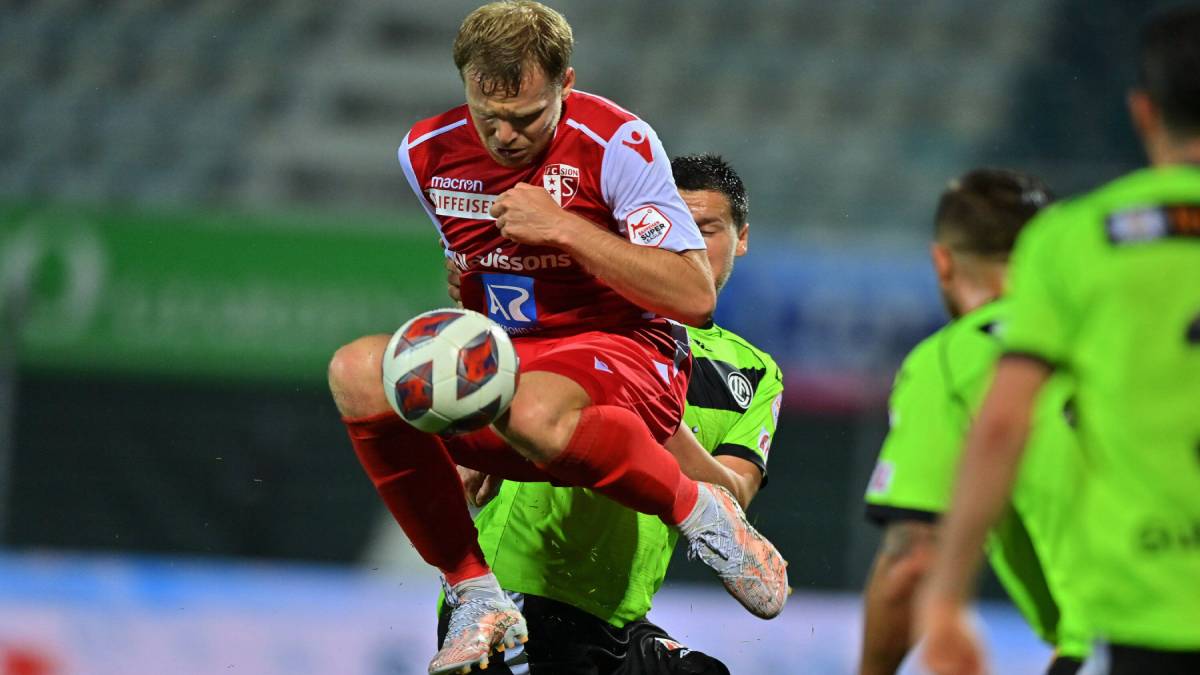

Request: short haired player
left=326, top=4, right=787, bottom=673
left=920, top=6, right=1200, bottom=675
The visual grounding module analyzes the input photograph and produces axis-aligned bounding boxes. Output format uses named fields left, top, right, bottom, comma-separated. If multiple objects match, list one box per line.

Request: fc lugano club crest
left=542, top=164, right=580, bottom=207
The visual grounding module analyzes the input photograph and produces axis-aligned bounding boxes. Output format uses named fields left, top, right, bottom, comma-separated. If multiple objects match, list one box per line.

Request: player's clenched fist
left=491, top=182, right=575, bottom=247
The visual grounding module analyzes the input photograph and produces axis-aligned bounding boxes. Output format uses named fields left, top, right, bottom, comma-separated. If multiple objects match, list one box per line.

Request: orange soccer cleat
left=429, top=575, right=529, bottom=675
left=679, top=483, right=790, bottom=619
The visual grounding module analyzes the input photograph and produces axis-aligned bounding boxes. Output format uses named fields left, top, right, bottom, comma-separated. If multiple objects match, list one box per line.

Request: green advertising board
left=0, top=203, right=447, bottom=382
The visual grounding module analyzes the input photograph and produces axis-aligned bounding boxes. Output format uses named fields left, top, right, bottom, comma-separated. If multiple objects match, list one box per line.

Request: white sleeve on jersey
left=600, top=120, right=705, bottom=252
left=397, top=134, right=451, bottom=254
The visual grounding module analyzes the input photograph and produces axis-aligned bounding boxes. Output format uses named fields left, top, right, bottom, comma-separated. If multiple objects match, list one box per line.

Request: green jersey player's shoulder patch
left=1106, top=204, right=1200, bottom=244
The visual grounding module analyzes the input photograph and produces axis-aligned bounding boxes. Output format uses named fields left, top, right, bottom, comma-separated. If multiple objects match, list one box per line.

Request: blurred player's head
left=931, top=168, right=1052, bottom=318
left=671, top=154, right=749, bottom=294
left=1130, top=4, right=1200, bottom=164
left=454, top=1, right=576, bottom=167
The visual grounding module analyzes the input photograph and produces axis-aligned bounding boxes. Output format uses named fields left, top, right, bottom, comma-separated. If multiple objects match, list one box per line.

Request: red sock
left=443, top=427, right=554, bottom=483
left=541, top=405, right=699, bottom=525
left=343, top=412, right=489, bottom=585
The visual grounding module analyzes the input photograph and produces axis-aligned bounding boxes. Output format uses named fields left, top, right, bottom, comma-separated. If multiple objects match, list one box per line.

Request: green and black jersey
left=467, top=321, right=783, bottom=627
left=1002, top=165, right=1200, bottom=651
left=865, top=299, right=1088, bottom=658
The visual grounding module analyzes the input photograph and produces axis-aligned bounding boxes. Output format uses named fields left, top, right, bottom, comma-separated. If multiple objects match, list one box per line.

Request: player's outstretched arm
left=859, top=520, right=936, bottom=675
left=918, top=355, right=1050, bottom=675
left=665, top=425, right=759, bottom=509
left=490, top=182, right=716, bottom=326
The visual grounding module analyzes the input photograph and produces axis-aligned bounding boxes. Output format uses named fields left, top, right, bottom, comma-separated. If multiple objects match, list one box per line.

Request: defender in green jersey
left=438, top=155, right=783, bottom=674
left=921, top=8, right=1200, bottom=675
left=858, top=169, right=1088, bottom=675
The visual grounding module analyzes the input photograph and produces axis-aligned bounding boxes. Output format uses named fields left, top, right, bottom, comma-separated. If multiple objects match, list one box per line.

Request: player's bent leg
left=443, top=426, right=554, bottom=482
left=498, top=372, right=697, bottom=523
left=331, top=335, right=490, bottom=582
left=328, top=334, right=394, bottom=417
left=332, top=336, right=526, bottom=673
left=503, top=342, right=787, bottom=619
left=496, top=369, right=590, bottom=464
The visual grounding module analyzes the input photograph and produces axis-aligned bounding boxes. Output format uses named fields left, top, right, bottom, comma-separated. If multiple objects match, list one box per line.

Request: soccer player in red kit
left=326, top=3, right=788, bottom=674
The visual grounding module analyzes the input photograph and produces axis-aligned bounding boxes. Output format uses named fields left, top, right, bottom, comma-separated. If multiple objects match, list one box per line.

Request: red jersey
left=398, top=90, right=704, bottom=339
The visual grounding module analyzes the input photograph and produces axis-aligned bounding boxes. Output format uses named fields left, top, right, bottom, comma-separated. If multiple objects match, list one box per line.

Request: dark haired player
left=921, top=6, right=1200, bottom=675
left=858, top=169, right=1088, bottom=675
left=326, top=3, right=785, bottom=673
left=440, top=155, right=781, bottom=675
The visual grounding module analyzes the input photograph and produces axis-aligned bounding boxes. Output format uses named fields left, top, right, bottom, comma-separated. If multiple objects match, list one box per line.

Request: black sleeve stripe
left=686, top=357, right=767, bottom=414
left=711, top=443, right=769, bottom=489
left=999, top=351, right=1058, bottom=371
left=864, top=503, right=940, bottom=527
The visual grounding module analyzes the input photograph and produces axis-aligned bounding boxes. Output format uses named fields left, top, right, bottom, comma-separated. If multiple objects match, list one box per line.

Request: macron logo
left=431, top=175, right=484, bottom=192
left=622, top=130, right=653, bottom=163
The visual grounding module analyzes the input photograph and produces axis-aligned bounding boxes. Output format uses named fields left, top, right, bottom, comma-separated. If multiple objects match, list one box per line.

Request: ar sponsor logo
left=478, top=248, right=573, bottom=272
left=626, top=205, right=672, bottom=247
left=482, top=273, right=537, bottom=330
left=542, top=164, right=580, bottom=208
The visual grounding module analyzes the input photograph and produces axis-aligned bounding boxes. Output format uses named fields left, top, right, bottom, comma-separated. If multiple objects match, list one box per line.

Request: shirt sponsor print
left=429, top=189, right=496, bottom=220
left=482, top=273, right=537, bottom=330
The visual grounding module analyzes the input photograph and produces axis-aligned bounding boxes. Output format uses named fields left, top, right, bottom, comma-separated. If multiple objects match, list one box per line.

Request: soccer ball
left=382, top=308, right=518, bottom=434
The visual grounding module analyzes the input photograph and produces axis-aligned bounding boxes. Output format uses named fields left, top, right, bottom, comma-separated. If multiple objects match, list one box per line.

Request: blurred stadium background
left=0, top=0, right=1176, bottom=673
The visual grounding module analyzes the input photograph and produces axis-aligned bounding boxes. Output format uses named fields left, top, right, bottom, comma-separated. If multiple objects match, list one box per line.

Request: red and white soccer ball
left=383, top=308, right=518, bottom=434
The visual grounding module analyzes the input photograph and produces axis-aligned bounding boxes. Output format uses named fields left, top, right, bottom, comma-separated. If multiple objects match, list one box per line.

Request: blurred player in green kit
left=441, top=154, right=783, bottom=674
left=921, top=5, right=1200, bottom=675
left=858, top=168, right=1089, bottom=675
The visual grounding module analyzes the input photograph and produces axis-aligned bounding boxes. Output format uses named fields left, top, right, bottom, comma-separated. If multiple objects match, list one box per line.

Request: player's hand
left=445, top=257, right=462, bottom=305
left=917, top=593, right=986, bottom=675
left=457, top=466, right=502, bottom=508
left=490, top=182, right=574, bottom=247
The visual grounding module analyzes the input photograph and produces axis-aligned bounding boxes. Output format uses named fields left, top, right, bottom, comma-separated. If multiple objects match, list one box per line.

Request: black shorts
left=436, top=592, right=730, bottom=675
left=1081, top=643, right=1200, bottom=675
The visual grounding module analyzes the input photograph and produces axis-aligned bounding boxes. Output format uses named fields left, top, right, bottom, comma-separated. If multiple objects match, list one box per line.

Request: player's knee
left=503, top=395, right=577, bottom=464
left=328, top=335, right=390, bottom=417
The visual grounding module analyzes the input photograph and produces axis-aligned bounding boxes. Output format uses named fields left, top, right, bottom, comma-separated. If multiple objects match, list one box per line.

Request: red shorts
left=511, top=324, right=691, bottom=444
left=514, top=324, right=691, bottom=444
left=442, top=322, right=692, bottom=477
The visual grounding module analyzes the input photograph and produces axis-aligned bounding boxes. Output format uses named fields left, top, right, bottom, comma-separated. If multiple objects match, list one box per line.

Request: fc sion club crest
left=543, top=164, right=579, bottom=207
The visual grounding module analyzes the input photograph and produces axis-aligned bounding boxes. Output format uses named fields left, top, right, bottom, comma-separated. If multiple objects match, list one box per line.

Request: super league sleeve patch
left=626, top=205, right=673, bottom=247
left=1106, top=204, right=1200, bottom=244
